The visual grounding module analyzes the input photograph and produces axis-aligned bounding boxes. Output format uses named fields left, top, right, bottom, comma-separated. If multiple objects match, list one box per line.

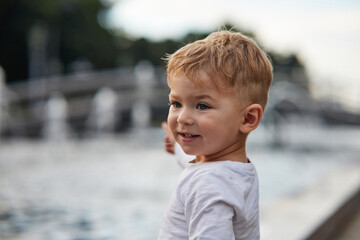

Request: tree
left=0, top=0, right=119, bottom=82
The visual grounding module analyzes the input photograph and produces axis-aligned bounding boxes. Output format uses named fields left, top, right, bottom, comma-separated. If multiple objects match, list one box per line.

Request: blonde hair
left=165, top=30, right=273, bottom=109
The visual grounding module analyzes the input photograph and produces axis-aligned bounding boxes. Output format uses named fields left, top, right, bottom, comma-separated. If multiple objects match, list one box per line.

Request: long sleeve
left=182, top=170, right=241, bottom=240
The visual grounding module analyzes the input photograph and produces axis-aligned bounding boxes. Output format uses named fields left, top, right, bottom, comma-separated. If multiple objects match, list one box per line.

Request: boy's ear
left=239, top=104, right=263, bottom=134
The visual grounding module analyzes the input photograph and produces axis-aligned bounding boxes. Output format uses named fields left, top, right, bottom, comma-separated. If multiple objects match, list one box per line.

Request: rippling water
left=0, top=124, right=359, bottom=240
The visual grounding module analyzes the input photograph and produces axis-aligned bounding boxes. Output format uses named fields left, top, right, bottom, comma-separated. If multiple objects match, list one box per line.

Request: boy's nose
left=177, top=108, right=194, bottom=125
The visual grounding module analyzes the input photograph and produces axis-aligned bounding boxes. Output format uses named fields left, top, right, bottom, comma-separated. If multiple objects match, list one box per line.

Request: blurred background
left=0, top=0, right=359, bottom=239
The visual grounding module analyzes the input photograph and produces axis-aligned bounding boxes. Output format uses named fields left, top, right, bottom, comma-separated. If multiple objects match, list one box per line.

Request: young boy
left=158, top=30, right=273, bottom=239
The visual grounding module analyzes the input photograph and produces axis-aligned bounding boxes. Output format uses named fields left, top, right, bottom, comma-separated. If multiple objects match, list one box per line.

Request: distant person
left=158, top=30, right=273, bottom=240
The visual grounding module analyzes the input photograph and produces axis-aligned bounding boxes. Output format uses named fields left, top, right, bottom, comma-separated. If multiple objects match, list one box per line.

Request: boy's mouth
left=178, top=132, right=200, bottom=142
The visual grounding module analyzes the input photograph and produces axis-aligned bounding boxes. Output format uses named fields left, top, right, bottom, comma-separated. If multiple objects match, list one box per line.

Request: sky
left=106, top=0, right=360, bottom=109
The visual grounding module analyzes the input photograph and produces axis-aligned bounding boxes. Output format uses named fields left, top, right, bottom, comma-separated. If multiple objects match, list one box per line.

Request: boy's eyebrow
left=169, top=93, right=216, bottom=100
left=168, top=92, right=178, bottom=98
left=194, top=94, right=215, bottom=100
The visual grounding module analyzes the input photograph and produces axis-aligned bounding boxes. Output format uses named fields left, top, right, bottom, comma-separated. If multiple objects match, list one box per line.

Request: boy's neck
left=194, top=143, right=248, bottom=164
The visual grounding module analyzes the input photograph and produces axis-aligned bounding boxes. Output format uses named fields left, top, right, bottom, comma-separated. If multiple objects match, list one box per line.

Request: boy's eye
left=170, top=102, right=182, bottom=108
left=197, top=104, right=209, bottom=110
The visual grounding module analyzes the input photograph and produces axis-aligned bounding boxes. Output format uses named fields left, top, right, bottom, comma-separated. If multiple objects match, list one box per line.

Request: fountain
left=131, top=61, right=155, bottom=130
left=86, top=87, right=118, bottom=135
left=131, top=100, right=152, bottom=129
left=42, top=92, right=70, bottom=141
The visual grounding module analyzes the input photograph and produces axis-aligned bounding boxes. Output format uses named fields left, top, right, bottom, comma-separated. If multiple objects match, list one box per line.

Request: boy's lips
left=178, top=131, right=200, bottom=143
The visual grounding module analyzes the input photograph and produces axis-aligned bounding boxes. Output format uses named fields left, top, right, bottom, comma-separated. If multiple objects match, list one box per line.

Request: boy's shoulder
left=176, top=161, right=258, bottom=208
left=179, top=161, right=257, bottom=194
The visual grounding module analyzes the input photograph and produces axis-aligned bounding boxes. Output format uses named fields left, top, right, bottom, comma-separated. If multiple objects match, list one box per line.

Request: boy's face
left=167, top=72, right=246, bottom=161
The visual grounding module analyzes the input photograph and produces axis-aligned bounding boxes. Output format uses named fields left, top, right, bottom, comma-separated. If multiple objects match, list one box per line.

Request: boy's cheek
left=167, top=115, right=177, bottom=132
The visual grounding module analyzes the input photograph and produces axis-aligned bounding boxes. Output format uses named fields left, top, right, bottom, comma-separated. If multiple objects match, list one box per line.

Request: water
left=0, top=124, right=359, bottom=240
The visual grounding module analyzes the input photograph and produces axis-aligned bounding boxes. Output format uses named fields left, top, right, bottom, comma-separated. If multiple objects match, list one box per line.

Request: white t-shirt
left=158, top=160, right=260, bottom=240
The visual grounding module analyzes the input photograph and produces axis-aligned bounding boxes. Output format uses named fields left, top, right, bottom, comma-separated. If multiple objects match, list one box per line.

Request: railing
left=1, top=67, right=170, bottom=138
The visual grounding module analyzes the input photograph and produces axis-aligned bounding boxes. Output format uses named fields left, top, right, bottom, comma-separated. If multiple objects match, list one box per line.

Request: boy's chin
left=180, top=146, right=197, bottom=156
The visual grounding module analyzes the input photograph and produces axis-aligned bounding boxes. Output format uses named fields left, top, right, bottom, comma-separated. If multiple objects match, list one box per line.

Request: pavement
left=260, top=166, right=360, bottom=240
